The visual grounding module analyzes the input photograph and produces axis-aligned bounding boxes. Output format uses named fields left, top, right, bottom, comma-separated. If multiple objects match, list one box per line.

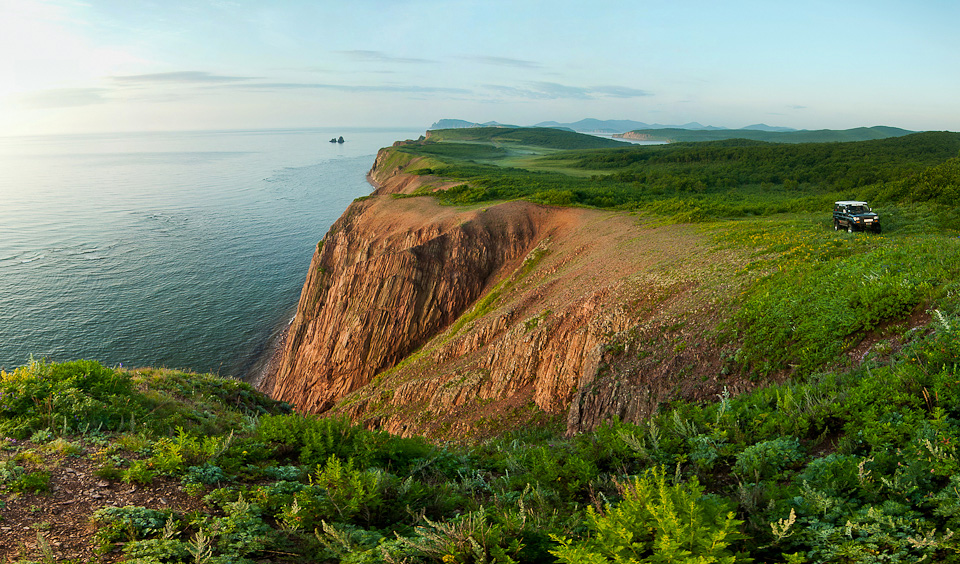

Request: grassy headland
left=400, top=128, right=960, bottom=227
left=4, top=127, right=960, bottom=562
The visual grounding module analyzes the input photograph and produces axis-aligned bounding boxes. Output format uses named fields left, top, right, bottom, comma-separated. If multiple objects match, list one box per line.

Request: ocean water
left=0, top=127, right=423, bottom=379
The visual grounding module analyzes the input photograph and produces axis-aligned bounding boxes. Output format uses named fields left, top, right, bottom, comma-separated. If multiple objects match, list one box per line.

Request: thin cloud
left=112, top=71, right=259, bottom=84
left=788, top=104, right=808, bottom=110
left=462, top=56, right=542, bottom=69
left=483, top=84, right=548, bottom=99
left=532, top=82, right=591, bottom=99
left=15, top=88, right=110, bottom=109
left=232, top=82, right=471, bottom=95
left=485, top=82, right=651, bottom=100
left=593, top=85, right=652, bottom=98
left=338, top=50, right=436, bottom=64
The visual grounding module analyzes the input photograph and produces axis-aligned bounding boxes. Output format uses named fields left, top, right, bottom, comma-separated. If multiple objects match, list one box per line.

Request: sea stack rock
left=337, top=136, right=345, bottom=144
left=329, top=138, right=337, bottom=143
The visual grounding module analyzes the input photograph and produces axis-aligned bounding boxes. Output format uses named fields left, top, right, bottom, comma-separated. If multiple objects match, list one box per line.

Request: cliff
left=613, top=131, right=661, bottom=141
left=267, top=149, right=754, bottom=436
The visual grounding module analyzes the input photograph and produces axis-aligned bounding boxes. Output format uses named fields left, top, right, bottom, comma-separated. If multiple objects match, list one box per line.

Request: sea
left=0, top=127, right=424, bottom=381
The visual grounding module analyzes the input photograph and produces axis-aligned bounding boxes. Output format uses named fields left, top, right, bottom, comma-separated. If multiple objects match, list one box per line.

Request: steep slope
left=267, top=149, right=754, bottom=436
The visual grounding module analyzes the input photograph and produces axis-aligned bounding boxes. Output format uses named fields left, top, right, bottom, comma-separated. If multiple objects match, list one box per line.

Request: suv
left=833, top=200, right=881, bottom=233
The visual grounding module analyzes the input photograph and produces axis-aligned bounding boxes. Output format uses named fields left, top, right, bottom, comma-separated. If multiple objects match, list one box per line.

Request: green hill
left=398, top=130, right=960, bottom=224
left=425, top=126, right=627, bottom=150
left=620, top=125, right=915, bottom=143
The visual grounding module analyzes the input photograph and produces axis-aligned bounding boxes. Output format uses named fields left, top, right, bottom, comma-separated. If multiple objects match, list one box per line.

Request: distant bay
left=0, top=127, right=423, bottom=379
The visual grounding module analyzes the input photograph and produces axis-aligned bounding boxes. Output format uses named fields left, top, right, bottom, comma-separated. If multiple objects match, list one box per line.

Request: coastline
left=247, top=311, right=294, bottom=393
left=256, top=159, right=389, bottom=397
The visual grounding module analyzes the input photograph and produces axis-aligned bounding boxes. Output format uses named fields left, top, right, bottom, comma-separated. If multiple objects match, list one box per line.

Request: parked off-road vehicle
left=833, top=200, right=881, bottom=233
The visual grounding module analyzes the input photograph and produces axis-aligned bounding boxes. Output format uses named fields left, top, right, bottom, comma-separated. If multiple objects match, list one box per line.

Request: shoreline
left=255, top=154, right=386, bottom=398
left=247, top=312, right=293, bottom=394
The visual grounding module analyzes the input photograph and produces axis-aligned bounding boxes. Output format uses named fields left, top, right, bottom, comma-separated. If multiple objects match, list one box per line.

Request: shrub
left=211, top=495, right=274, bottom=556
left=182, top=464, right=226, bottom=491
left=733, top=437, right=804, bottom=481
left=0, top=360, right=133, bottom=437
left=797, top=453, right=862, bottom=498
left=122, top=459, right=157, bottom=485
left=551, top=466, right=747, bottom=563
left=311, top=455, right=385, bottom=525
left=10, top=469, right=50, bottom=493
left=94, top=506, right=177, bottom=550
left=122, top=538, right=190, bottom=563
left=399, top=510, right=524, bottom=564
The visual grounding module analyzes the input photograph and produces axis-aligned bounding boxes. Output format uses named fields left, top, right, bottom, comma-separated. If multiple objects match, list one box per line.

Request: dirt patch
left=846, top=307, right=932, bottom=367
left=0, top=439, right=209, bottom=563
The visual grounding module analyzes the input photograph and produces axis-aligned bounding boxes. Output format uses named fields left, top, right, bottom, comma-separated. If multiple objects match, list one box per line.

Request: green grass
left=621, top=125, right=914, bottom=144
left=425, top=126, right=627, bottom=150
left=715, top=220, right=960, bottom=377
left=389, top=129, right=960, bottom=229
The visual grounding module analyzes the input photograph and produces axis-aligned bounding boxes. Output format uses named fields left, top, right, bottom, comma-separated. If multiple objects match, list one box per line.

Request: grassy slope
left=398, top=129, right=960, bottom=227
left=425, top=126, right=627, bottom=149
left=622, top=125, right=915, bottom=143
left=2, top=297, right=959, bottom=562
left=4, top=128, right=960, bottom=562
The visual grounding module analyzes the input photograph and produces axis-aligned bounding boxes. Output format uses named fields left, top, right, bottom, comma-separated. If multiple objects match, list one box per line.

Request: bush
left=0, top=360, right=133, bottom=437
left=94, top=506, right=177, bottom=550
left=9, top=469, right=50, bottom=493
left=550, top=466, right=748, bottom=563
left=733, top=437, right=804, bottom=481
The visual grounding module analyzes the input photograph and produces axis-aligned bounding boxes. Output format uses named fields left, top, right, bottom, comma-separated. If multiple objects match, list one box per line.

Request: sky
left=1, top=0, right=958, bottom=135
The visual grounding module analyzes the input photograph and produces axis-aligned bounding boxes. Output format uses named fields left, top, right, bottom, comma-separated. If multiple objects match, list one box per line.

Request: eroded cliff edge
left=267, top=148, right=753, bottom=437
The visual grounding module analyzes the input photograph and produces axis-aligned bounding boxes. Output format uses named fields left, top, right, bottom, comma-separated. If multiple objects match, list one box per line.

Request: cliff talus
left=268, top=149, right=751, bottom=436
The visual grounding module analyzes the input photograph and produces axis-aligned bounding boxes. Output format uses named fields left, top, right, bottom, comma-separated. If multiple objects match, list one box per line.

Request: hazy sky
left=2, top=0, right=958, bottom=135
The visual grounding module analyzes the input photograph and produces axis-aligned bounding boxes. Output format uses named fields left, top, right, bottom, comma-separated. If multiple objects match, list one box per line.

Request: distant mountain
left=534, top=119, right=733, bottom=133
left=429, top=119, right=518, bottom=130
left=677, top=122, right=729, bottom=131
left=534, top=119, right=653, bottom=133
left=535, top=119, right=658, bottom=133
left=742, top=123, right=798, bottom=132
left=615, top=126, right=915, bottom=144
left=429, top=119, right=479, bottom=129
left=431, top=118, right=879, bottom=137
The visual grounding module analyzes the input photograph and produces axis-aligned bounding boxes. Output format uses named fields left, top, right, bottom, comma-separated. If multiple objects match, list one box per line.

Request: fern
left=550, top=466, right=747, bottom=563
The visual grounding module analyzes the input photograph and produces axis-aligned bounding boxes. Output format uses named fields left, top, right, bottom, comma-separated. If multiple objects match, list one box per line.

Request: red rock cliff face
left=270, top=150, right=550, bottom=413
left=268, top=149, right=752, bottom=436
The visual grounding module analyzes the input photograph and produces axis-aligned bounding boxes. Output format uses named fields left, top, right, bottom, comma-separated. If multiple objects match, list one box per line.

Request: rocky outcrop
left=267, top=147, right=751, bottom=436
left=613, top=131, right=661, bottom=141
left=270, top=193, right=546, bottom=413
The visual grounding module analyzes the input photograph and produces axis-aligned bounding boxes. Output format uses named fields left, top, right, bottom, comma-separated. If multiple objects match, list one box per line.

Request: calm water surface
left=0, top=127, right=422, bottom=379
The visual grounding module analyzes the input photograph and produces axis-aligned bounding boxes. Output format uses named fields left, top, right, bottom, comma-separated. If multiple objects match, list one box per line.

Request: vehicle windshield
left=848, top=205, right=869, bottom=213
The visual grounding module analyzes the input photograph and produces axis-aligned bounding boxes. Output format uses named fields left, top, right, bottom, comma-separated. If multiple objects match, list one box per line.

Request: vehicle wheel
left=875, top=226, right=882, bottom=234
left=847, top=223, right=854, bottom=233
left=834, top=221, right=840, bottom=231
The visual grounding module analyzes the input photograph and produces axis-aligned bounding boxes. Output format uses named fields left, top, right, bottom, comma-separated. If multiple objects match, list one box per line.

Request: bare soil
left=0, top=439, right=208, bottom=563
